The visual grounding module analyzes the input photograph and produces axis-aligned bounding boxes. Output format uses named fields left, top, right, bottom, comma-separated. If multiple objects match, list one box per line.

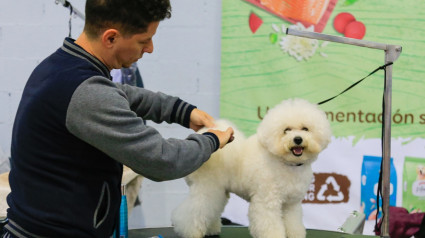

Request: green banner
left=221, top=0, right=425, bottom=141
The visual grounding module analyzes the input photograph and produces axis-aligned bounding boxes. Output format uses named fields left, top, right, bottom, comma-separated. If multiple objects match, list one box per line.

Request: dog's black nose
left=294, top=137, right=303, bottom=145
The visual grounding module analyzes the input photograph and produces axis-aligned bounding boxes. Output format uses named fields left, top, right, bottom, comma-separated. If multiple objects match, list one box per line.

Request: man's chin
left=123, top=60, right=140, bottom=68
left=121, top=63, right=133, bottom=68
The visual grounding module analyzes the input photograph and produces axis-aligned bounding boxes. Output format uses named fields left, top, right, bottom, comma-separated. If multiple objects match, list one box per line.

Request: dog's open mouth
left=291, top=146, right=304, bottom=156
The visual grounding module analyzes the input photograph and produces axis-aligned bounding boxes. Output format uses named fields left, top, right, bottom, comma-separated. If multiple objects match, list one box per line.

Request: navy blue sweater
left=6, top=38, right=219, bottom=237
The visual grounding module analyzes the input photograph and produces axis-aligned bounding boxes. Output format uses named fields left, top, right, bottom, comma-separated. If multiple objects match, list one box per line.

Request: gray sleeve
left=65, top=76, right=218, bottom=182
left=114, top=83, right=194, bottom=127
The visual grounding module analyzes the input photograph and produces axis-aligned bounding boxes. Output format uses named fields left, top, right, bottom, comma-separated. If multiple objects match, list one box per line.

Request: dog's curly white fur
left=171, top=98, right=332, bottom=238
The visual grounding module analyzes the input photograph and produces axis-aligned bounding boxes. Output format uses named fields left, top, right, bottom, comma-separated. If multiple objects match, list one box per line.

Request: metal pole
left=286, top=29, right=402, bottom=237
left=380, top=45, right=402, bottom=237
left=55, top=0, right=85, bottom=20
left=286, top=28, right=388, bottom=50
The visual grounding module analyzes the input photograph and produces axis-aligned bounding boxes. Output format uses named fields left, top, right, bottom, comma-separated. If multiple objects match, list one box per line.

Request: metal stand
left=286, top=28, right=402, bottom=237
left=55, top=0, right=85, bottom=20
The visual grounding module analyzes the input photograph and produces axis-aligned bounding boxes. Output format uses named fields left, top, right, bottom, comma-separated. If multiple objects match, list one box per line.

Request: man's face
left=112, top=21, right=160, bottom=68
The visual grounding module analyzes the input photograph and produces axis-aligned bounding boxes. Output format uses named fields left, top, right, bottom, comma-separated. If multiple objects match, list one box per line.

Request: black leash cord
left=318, top=62, right=393, bottom=105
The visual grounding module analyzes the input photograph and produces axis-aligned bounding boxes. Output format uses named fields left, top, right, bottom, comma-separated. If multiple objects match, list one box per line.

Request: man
left=4, top=0, right=234, bottom=237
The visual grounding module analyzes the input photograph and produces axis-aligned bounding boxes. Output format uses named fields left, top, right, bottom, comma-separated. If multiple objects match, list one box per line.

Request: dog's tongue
left=292, top=147, right=303, bottom=155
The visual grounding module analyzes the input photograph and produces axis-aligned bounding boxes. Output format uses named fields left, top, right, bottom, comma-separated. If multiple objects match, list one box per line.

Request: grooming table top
left=129, top=226, right=378, bottom=238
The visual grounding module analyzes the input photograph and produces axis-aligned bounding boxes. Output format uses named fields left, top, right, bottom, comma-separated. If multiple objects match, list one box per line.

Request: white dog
left=171, top=98, right=332, bottom=238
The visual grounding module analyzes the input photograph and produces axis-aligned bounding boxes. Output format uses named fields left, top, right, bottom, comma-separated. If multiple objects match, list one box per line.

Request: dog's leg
left=282, top=203, right=306, bottom=238
left=248, top=196, right=287, bottom=238
left=172, top=186, right=228, bottom=238
left=205, top=191, right=229, bottom=236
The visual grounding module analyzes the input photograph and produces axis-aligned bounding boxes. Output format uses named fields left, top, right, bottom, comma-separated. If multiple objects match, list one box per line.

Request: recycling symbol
left=317, top=176, right=344, bottom=202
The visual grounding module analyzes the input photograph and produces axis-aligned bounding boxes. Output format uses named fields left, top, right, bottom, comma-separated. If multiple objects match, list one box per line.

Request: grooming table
left=129, top=227, right=378, bottom=238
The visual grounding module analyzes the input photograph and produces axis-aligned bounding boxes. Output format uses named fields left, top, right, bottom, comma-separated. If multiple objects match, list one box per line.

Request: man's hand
left=208, top=127, right=234, bottom=149
left=189, top=108, right=215, bottom=131
left=189, top=109, right=234, bottom=149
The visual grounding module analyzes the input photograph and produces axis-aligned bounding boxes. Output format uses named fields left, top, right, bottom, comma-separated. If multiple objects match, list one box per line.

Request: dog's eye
left=302, top=127, right=309, bottom=131
left=284, top=128, right=291, bottom=134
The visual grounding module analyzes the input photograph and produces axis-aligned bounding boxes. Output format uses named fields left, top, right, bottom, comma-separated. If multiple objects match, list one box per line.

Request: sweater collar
left=61, top=37, right=112, bottom=80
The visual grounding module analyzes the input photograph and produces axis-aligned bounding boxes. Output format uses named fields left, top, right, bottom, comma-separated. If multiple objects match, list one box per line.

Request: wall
left=0, top=0, right=222, bottom=229
left=0, top=0, right=83, bottom=159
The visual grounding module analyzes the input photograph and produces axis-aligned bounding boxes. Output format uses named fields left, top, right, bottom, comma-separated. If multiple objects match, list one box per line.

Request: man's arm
left=66, top=77, right=230, bottom=181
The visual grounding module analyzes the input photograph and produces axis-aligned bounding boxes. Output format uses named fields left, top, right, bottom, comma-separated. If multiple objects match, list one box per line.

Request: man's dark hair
left=84, top=0, right=171, bottom=39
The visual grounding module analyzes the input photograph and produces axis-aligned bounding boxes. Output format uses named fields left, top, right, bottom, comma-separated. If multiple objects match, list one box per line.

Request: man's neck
left=75, top=33, right=112, bottom=70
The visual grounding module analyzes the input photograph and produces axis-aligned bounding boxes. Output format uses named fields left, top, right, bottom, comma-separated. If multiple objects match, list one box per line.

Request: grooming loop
left=55, top=0, right=85, bottom=20
left=286, top=28, right=402, bottom=238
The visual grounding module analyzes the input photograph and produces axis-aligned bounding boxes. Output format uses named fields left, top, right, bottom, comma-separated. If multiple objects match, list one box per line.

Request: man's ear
left=102, top=29, right=119, bottom=48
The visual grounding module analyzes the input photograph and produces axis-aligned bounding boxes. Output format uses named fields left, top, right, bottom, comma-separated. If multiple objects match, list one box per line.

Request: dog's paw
left=286, top=228, right=306, bottom=238
left=173, top=222, right=206, bottom=238
left=205, top=219, right=221, bottom=236
left=172, top=214, right=209, bottom=238
left=174, top=230, right=204, bottom=238
left=205, top=232, right=220, bottom=237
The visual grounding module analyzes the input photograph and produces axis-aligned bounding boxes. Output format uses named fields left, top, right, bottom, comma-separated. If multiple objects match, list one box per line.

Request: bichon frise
left=171, top=98, right=332, bottom=238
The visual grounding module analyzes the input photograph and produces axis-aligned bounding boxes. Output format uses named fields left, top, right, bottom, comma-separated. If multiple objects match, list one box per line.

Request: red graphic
left=243, top=0, right=338, bottom=33
left=333, top=12, right=355, bottom=33
left=333, top=12, right=366, bottom=39
left=249, top=12, right=263, bottom=33
left=344, top=21, right=366, bottom=39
